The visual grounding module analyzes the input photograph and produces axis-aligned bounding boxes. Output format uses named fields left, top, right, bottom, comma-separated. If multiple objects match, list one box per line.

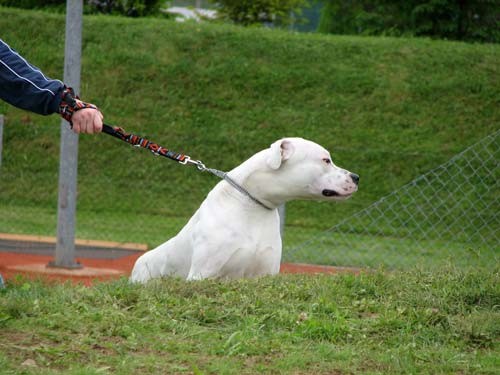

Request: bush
left=318, top=0, right=500, bottom=43
left=0, top=0, right=65, bottom=11
left=209, top=0, right=310, bottom=27
left=0, top=0, right=164, bottom=17
left=86, top=0, right=163, bottom=17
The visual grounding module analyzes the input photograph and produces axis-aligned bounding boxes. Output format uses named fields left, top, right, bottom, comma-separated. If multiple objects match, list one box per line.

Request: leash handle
left=101, top=123, right=188, bottom=163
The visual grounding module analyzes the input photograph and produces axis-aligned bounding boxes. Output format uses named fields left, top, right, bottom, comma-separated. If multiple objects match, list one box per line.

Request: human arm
left=0, top=38, right=102, bottom=133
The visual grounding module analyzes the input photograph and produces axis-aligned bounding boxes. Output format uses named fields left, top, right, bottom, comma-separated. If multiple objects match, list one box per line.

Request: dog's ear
left=267, top=139, right=295, bottom=170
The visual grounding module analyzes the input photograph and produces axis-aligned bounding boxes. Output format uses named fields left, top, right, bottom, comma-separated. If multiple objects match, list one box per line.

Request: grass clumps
left=0, top=267, right=498, bottom=374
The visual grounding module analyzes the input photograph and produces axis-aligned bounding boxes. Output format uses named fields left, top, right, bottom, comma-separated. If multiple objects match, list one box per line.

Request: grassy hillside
left=0, top=8, right=498, bottom=247
left=1, top=268, right=498, bottom=374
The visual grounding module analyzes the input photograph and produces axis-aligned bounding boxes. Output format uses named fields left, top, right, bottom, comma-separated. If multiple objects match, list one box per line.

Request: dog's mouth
left=322, top=189, right=340, bottom=197
left=322, top=189, right=352, bottom=198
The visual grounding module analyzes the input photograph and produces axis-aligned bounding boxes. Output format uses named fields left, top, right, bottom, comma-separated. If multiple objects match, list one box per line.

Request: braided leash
left=59, top=86, right=99, bottom=125
left=102, top=124, right=188, bottom=163
left=101, top=124, right=273, bottom=210
left=56, top=89, right=272, bottom=209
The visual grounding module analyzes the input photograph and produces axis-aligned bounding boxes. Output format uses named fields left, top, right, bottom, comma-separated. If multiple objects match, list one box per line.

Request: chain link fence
left=283, top=130, right=499, bottom=270
left=0, top=117, right=498, bottom=271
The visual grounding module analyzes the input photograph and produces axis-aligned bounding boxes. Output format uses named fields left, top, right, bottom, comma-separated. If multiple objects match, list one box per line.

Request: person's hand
left=58, top=86, right=103, bottom=134
left=70, top=107, right=103, bottom=134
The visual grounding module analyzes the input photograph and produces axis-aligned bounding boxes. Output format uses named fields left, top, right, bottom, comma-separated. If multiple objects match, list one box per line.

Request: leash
left=101, top=124, right=273, bottom=210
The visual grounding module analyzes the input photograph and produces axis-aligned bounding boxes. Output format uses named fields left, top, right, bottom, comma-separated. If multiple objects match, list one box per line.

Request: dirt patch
left=1, top=251, right=361, bottom=286
left=280, top=263, right=361, bottom=275
left=0, top=251, right=140, bottom=286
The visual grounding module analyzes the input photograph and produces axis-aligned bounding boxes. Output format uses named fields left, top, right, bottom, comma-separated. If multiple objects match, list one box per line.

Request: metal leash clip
left=181, top=156, right=207, bottom=171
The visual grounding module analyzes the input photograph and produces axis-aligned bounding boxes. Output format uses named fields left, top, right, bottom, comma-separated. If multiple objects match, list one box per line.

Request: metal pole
left=0, top=115, right=3, bottom=169
left=278, top=204, right=286, bottom=239
left=48, top=0, right=83, bottom=268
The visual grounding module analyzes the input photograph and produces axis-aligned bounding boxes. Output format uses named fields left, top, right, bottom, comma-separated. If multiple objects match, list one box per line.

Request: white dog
left=130, top=138, right=358, bottom=283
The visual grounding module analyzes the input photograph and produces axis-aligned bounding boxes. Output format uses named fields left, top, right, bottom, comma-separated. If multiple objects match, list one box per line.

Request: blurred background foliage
left=0, top=0, right=497, bottom=42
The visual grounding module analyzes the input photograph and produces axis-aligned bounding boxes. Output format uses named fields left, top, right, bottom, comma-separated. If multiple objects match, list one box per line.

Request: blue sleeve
left=0, top=38, right=64, bottom=115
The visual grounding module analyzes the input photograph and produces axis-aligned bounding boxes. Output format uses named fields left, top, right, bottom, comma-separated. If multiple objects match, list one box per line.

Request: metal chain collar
left=182, top=158, right=273, bottom=211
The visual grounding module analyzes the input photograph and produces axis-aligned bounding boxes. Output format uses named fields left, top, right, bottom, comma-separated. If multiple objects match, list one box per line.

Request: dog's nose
left=350, top=173, right=359, bottom=185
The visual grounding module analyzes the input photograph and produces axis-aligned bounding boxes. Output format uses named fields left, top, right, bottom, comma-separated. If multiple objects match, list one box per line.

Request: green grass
left=0, top=7, right=498, bottom=266
left=283, top=230, right=498, bottom=269
left=0, top=267, right=498, bottom=374
left=0, top=12, right=498, bottom=373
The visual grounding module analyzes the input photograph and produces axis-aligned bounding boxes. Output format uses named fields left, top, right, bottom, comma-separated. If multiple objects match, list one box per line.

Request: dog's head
left=266, top=138, right=359, bottom=202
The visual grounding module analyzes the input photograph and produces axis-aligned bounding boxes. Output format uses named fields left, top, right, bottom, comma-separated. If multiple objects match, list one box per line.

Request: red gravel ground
left=0, top=251, right=360, bottom=286
left=0, top=251, right=140, bottom=285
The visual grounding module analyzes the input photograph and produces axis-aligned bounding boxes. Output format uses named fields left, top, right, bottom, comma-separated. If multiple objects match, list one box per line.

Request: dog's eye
left=323, top=158, right=332, bottom=164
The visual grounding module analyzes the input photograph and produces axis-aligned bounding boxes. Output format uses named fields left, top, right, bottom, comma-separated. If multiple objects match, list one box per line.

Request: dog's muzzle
left=322, top=173, right=359, bottom=197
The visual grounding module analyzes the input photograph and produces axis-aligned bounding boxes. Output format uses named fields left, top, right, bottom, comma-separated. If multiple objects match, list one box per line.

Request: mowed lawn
left=0, top=267, right=498, bottom=374
left=0, top=7, right=498, bottom=248
left=0, top=9, right=498, bottom=374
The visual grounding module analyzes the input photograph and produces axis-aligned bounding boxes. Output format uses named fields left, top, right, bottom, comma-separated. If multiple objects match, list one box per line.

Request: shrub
left=0, top=0, right=164, bottom=17
left=0, top=0, right=65, bottom=11
left=86, top=0, right=163, bottom=17
left=318, top=0, right=499, bottom=43
left=209, top=0, right=310, bottom=27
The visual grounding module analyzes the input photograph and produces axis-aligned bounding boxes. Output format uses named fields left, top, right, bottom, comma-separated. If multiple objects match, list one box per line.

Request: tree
left=318, top=0, right=499, bottom=43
